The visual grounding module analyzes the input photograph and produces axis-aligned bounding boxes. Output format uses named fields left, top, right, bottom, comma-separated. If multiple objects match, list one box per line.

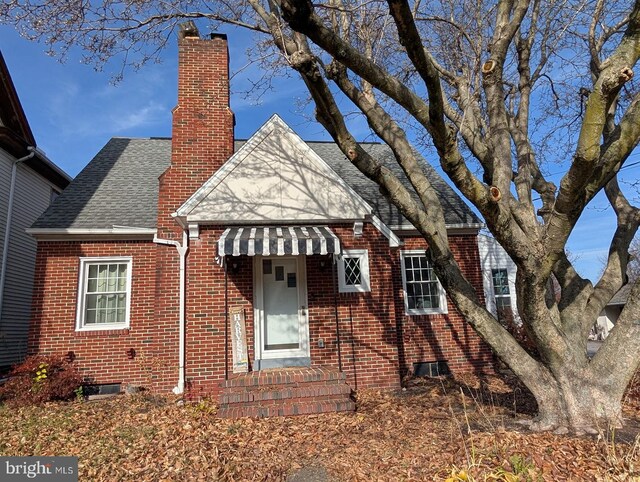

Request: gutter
left=26, top=227, right=157, bottom=241
left=0, top=146, right=36, bottom=321
left=153, top=232, right=188, bottom=395
left=389, top=222, right=485, bottom=231
left=31, top=146, right=72, bottom=184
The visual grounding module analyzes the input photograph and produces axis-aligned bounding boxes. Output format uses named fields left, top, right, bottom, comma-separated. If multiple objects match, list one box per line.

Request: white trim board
left=26, top=227, right=157, bottom=241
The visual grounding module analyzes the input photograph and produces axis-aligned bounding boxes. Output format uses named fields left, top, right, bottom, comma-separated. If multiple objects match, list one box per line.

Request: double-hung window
left=76, top=257, right=132, bottom=331
left=400, top=251, right=447, bottom=315
left=337, top=249, right=370, bottom=293
left=491, top=268, right=512, bottom=321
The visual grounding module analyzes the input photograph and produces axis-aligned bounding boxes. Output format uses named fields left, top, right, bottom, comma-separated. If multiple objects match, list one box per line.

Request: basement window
left=413, top=361, right=451, bottom=378
left=76, top=257, right=132, bottom=331
left=337, top=249, right=370, bottom=293
left=83, top=383, right=122, bottom=396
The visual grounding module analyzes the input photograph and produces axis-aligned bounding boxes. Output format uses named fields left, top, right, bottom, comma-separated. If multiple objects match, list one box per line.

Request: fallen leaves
left=0, top=374, right=639, bottom=481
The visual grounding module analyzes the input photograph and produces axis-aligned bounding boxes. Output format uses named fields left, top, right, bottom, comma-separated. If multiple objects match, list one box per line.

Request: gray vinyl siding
left=0, top=150, right=11, bottom=277
left=0, top=148, right=56, bottom=369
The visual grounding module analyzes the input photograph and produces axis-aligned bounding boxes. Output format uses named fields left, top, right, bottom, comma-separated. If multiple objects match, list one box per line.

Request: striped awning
left=218, top=226, right=341, bottom=257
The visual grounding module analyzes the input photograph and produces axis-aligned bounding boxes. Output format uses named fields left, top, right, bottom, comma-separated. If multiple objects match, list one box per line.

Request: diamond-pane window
left=344, top=257, right=362, bottom=285
left=338, top=250, right=370, bottom=292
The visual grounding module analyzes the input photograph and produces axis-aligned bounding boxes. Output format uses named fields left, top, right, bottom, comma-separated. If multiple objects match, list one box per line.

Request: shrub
left=0, top=354, right=84, bottom=407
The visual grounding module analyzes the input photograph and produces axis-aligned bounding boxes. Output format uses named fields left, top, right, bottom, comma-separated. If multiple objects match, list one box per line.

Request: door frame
left=253, top=255, right=310, bottom=369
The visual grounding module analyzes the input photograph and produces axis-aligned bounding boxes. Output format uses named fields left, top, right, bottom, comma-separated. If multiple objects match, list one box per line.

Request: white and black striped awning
left=218, top=226, right=341, bottom=257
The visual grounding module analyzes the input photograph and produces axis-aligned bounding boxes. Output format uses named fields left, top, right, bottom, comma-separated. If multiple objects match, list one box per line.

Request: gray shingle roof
left=31, top=138, right=171, bottom=230
left=307, top=142, right=480, bottom=227
left=609, top=284, right=631, bottom=306
left=32, top=137, right=479, bottom=230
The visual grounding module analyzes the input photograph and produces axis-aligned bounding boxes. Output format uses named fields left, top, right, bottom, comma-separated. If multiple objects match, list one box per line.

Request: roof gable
left=176, top=115, right=372, bottom=223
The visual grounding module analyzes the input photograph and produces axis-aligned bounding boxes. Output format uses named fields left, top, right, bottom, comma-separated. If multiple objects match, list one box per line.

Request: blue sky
left=1, top=24, right=637, bottom=282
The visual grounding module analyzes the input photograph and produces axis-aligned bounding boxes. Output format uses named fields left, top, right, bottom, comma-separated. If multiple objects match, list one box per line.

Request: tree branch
left=252, top=0, right=549, bottom=392
left=482, top=0, right=531, bottom=197
left=591, top=280, right=640, bottom=388
left=545, top=0, right=640, bottom=270
left=586, top=179, right=640, bottom=323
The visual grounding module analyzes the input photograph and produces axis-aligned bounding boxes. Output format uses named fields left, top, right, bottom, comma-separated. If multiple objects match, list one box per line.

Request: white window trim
left=337, top=249, right=370, bottom=293
left=400, top=250, right=448, bottom=315
left=491, top=268, right=513, bottom=315
left=75, top=256, right=133, bottom=331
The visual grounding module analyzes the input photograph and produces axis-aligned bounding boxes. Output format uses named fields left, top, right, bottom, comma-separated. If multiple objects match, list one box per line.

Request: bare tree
left=4, top=0, right=640, bottom=433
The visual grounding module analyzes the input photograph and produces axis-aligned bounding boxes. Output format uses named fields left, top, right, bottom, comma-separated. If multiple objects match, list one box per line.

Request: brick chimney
left=157, top=28, right=234, bottom=236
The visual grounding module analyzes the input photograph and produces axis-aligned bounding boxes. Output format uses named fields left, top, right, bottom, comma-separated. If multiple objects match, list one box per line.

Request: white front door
left=254, top=256, right=309, bottom=367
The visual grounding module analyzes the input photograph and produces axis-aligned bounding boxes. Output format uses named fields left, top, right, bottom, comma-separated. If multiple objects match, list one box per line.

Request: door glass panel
left=263, top=259, right=300, bottom=351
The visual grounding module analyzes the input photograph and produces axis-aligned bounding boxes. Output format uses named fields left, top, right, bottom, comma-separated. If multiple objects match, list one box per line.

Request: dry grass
left=1, top=374, right=639, bottom=481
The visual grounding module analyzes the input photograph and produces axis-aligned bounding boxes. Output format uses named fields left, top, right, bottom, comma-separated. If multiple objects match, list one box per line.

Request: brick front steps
left=217, top=367, right=355, bottom=418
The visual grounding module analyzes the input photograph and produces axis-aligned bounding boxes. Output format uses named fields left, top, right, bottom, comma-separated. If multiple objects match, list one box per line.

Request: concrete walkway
left=287, top=466, right=333, bottom=482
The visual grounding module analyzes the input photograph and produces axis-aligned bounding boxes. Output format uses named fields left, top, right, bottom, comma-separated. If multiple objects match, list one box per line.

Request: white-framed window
left=76, top=257, right=132, bottom=331
left=400, top=250, right=447, bottom=315
left=337, top=249, right=370, bottom=293
left=491, top=268, right=512, bottom=320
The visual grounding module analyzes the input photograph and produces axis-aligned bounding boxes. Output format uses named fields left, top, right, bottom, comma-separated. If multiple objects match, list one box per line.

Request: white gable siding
left=183, top=116, right=371, bottom=223
left=477, top=234, right=519, bottom=319
left=0, top=148, right=57, bottom=368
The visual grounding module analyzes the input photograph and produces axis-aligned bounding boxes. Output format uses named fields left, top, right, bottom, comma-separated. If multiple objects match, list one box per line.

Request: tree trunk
left=520, top=364, right=625, bottom=434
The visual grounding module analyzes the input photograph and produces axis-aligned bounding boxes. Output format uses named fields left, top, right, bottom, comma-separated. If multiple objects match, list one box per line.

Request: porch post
left=332, top=256, right=343, bottom=372
left=224, top=260, right=229, bottom=380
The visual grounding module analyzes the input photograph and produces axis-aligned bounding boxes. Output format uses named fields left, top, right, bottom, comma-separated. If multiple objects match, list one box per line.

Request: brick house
left=27, top=31, right=493, bottom=416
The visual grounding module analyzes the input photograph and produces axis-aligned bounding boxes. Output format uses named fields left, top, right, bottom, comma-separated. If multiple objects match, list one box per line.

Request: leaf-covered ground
left=1, top=374, right=639, bottom=481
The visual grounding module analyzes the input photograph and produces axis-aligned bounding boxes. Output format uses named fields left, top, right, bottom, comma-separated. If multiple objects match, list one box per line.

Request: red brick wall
left=157, top=34, right=234, bottom=237
left=28, top=241, right=179, bottom=392
left=183, top=223, right=492, bottom=395
left=151, top=33, right=235, bottom=395
left=28, top=227, right=492, bottom=395
left=178, top=224, right=401, bottom=395
left=181, top=226, right=254, bottom=396
left=306, top=224, right=401, bottom=390
left=395, top=234, right=494, bottom=376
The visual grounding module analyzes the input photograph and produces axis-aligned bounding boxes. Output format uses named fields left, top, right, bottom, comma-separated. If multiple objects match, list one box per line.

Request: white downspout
left=0, top=146, right=36, bottom=320
left=153, top=231, right=188, bottom=395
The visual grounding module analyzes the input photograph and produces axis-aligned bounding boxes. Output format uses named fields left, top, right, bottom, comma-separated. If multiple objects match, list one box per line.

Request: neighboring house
left=478, top=233, right=630, bottom=345
left=0, top=52, right=71, bottom=371
left=594, top=284, right=630, bottom=340
left=477, top=234, right=518, bottom=324
left=27, top=31, right=493, bottom=417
